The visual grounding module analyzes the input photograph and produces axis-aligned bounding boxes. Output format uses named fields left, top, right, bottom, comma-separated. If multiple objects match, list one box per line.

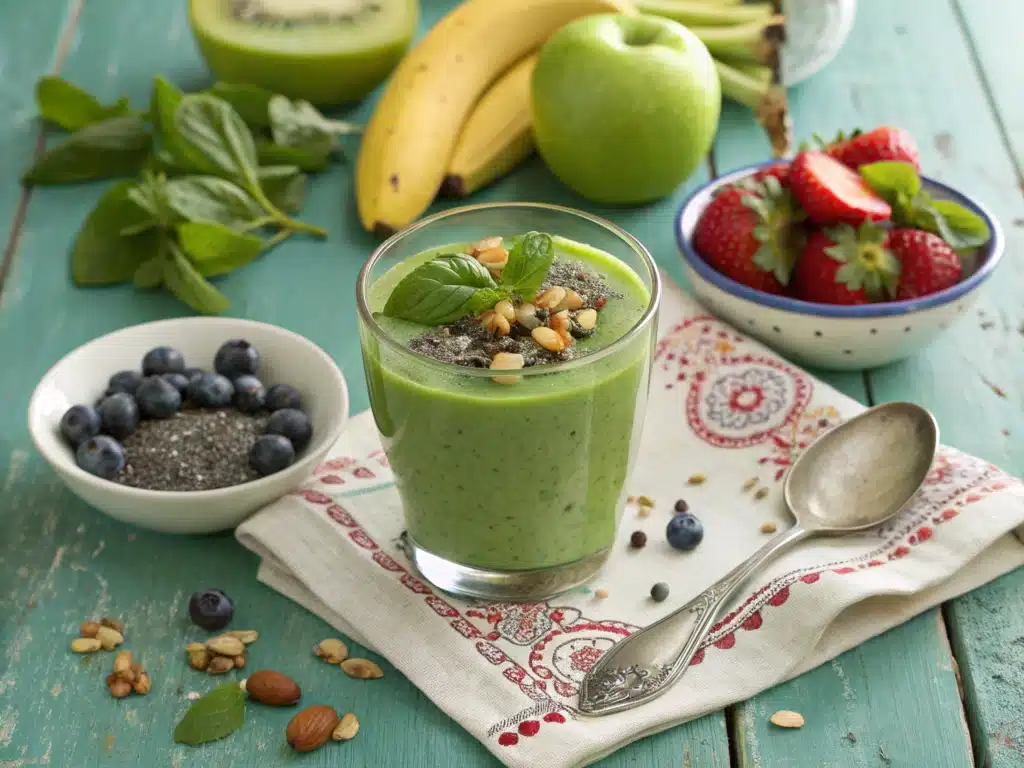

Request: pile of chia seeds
left=408, top=259, right=622, bottom=369
left=113, top=408, right=268, bottom=492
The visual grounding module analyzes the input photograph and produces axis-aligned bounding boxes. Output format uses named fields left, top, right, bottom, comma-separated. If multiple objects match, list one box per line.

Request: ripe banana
left=355, top=0, right=634, bottom=236
left=441, top=54, right=539, bottom=198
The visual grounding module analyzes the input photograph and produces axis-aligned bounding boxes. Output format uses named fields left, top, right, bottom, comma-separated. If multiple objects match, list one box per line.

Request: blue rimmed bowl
left=675, top=161, right=1004, bottom=371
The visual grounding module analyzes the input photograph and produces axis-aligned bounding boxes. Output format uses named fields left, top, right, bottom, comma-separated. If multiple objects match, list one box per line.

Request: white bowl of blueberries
left=28, top=317, right=349, bottom=534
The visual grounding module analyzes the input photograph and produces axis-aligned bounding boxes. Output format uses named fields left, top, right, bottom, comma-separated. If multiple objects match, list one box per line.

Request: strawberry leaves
left=859, top=161, right=991, bottom=250
left=822, top=221, right=901, bottom=300
left=740, top=176, right=806, bottom=286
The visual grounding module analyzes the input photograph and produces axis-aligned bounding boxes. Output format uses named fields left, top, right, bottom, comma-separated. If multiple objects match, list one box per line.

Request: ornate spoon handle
left=578, top=524, right=810, bottom=716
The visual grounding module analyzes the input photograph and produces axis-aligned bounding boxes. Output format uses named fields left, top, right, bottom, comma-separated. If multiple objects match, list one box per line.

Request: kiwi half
left=188, top=0, right=418, bottom=106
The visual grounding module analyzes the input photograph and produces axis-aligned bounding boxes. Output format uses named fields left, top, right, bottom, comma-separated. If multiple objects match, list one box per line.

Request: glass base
left=399, top=532, right=611, bottom=602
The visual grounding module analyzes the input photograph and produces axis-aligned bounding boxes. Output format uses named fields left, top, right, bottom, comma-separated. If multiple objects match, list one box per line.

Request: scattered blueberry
left=264, top=408, right=312, bottom=452
left=142, top=346, right=186, bottom=376
left=97, top=392, right=140, bottom=439
left=249, top=434, right=296, bottom=476
left=629, top=530, right=647, bottom=549
left=214, top=339, right=259, bottom=380
left=233, top=375, right=266, bottom=414
left=666, top=513, right=704, bottom=551
left=650, top=582, right=670, bottom=602
left=183, top=367, right=205, bottom=382
left=188, top=588, right=234, bottom=631
left=136, top=375, right=182, bottom=419
left=75, top=436, right=125, bottom=479
left=674, top=499, right=689, bottom=513
left=187, top=372, right=235, bottom=408
left=162, top=372, right=191, bottom=397
left=265, top=383, right=302, bottom=412
left=106, top=370, right=143, bottom=396
left=60, top=404, right=100, bottom=447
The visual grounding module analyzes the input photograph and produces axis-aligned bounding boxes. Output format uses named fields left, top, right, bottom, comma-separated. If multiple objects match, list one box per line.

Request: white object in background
left=782, top=0, right=858, bottom=85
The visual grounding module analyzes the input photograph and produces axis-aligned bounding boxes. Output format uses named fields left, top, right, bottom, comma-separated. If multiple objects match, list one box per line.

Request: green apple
left=531, top=13, right=721, bottom=205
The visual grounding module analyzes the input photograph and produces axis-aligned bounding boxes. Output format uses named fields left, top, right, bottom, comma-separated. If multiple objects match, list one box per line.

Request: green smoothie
left=360, top=234, right=654, bottom=571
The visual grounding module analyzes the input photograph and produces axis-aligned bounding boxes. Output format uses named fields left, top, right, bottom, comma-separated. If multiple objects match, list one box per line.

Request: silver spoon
left=578, top=401, right=938, bottom=716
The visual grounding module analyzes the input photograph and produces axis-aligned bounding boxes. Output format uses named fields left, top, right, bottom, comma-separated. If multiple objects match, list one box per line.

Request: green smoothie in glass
left=356, top=203, right=659, bottom=601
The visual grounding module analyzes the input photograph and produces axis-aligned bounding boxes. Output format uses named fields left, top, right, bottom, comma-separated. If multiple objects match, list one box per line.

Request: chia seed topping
left=540, top=259, right=621, bottom=303
left=113, top=408, right=268, bottom=492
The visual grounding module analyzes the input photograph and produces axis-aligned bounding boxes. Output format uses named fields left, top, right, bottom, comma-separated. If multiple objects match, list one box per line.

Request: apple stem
left=690, top=15, right=785, bottom=68
left=715, top=58, right=792, bottom=158
left=633, top=0, right=774, bottom=27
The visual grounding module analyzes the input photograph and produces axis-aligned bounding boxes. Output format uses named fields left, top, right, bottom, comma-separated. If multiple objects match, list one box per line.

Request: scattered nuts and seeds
left=637, top=506, right=650, bottom=518
left=760, top=522, right=778, bottom=534
left=189, top=648, right=212, bottom=671
left=673, top=499, right=688, bottom=513
left=207, top=634, right=245, bottom=657
left=594, top=588, right=610, bottom=599
left=650, top=582, right=670, bottom=602
left=71, top=616, right=127, bottom=654
left=208, top=655, right=236, bottom=675
left=71, top=637, right=102, bottom=654
left=315, top=638, right=349, bottom=664
left=754, top=487, right=770, bottom=501
left=340, top=658, right=384, bottom=680
left=332, top=712, right=359, bottom=742
left=629, top=531, right=647, bottom=549
left=637, top=495, right=655, bottom=508
left=286, top=705, right=339, bottom=753
left=96, top=626, right=124, bottom=651
left=687, top=473, right=706, bottom=486
left=225, top=629, right=259, bottom=645
left=184, top=630, right=262, bottom=676
left=769, top=710, right=805, bottom=728
left=246, top=669, right=302, bottom=706
left=100, top=617, right=125, bottom=634
left=742, top=477, right=759, bottom=492
left=106, top=650, right=150, bottom=699
left=80, top=621, right=101, bottom=638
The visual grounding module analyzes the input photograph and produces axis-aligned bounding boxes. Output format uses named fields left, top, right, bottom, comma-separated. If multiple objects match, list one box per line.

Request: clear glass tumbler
left=356, top=203, right=660, bottom=601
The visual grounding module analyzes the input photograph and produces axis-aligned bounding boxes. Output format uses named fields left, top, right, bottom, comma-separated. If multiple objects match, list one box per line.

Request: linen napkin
left=236, top=275, right=1024, bottom=768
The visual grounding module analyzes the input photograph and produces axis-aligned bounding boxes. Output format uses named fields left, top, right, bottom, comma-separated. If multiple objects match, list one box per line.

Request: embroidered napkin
left=236, top=276, right=1024, bottom=768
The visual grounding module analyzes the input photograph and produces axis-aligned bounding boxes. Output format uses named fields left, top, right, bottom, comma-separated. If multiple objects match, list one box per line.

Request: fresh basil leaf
left=859, top=161, right=921, bottom=205
left=163, top=241, right=231, bottom=315
left=256, top=141, right=331, bottom=172
left=71, top=181, right=160, bottom=285
left=134, top=253, right=165, bottom=289
left=259, top=166, right=306, bottom=213
left=166, top=176, right=265, bottom=229
left=151, top=77, right=218, bottom=174
left=178, top=221, right=264, bottom=277
left=175, top=94, right=260, bottom=190
left=383, top=254, right=501, bottom=324
left=22, top=116, right=152, bottom=185
left=36, top=76, right=134, bottom=131
left=268, top=95, right=336, bottom=159
left=501, top=232, right=554, bottom=299
left=206, top=82, right=275, bottom=130
left=925, top=199, right=991, bottom=249
left=173, top=681, right=245, bottom=746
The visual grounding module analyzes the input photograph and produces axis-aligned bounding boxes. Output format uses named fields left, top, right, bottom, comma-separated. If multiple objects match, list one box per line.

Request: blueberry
left=265, top=383, right=302, bottom=412
left=97, top=392, right=140, bottom=439
left=142, top=346, right=186, bottom=376
left=214, top=339, right=259, bottom=380
left=264, top=408, right=313, bottom=452
left=136, top=375, right=182, bottom=419
left=233, top=375, right=266, bottom=414
left=60, top=404, right=100, bottom=447
left=188, top=588, right=234, bottom=631
left=666, top=513, right=704, bottom=551
left=183, top=367, right=205, bottom=382
left=650, top=582, right=670, bottom=602
left=187, top=372, right=235, bottom=408
left=75, top=435, right=125, bottom=479
left=161, top=372, right=191, bottom=397
left=106, top=370, right=143, bottom=396
left=249, top=434, right=296, bottom=476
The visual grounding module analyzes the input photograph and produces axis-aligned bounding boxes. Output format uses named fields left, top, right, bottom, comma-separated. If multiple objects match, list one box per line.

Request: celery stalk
left=715, top=58, right=791, bottom=157
left=633, top=0, right=773, bottom=26
left=716, top=58, right=774, bottom=86
left=689, top=15, right=785, bottom=67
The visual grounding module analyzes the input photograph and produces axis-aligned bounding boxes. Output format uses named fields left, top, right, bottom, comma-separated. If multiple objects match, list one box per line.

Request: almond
left=246, top=669, right=302, bottom=706
left=286, top=705, right=339, bottom=753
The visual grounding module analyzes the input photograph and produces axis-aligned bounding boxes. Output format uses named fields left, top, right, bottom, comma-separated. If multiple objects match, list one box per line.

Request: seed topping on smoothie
left=383, top=232, right=621, bottom=380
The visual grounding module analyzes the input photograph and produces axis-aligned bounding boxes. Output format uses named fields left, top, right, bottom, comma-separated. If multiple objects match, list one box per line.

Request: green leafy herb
left=259, top=166, right=307, bottom=213
left=35, top=76, right=134, bottom=132
left=166, top=176, right=267, bottom=229
left=859, top=161, right=991, bottom=250
left=256, top=141, right=331, bottom=172
left=206, top=82, right=275, bottom=130
left=383, top=254, right=505, bottom=324
left=133, top=254, right=165, bottom=289
left=500, top=232, right=555, bottom=299
left=151, top=77, right=217, bottom=175
left=178, top=221, right=265, bottom=277
left=163, top=241, right=231, bottom=315
left=71, top=181, right=160, bottom=285
left=173, top=681, right=245, bottom=746
left=268, top=96, right=336, bottom=159
left=23, top=115, right=152, bottom=185
left=127, top=172, right=178, bottom=229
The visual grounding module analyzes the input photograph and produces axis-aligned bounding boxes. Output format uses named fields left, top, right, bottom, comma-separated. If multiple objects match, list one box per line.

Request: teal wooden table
left=1, top=1, right=1022, bottom=765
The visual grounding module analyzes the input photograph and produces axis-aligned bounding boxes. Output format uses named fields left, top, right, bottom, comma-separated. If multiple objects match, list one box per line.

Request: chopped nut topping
left=490, top=352, right=524, bottom=385
left=479, top=310, right=511, bottom=337
left=493, top=299, right=515, bottom=323
left=469, top=236, right=502, bottom=256
left=532, top=326, right=567, bottom=353
left=476, top=246, right=508, bottom=275
left=556, top=289, right=585, bottom=312
left=535, top=286, right=567, bottom=310
left=549, top=310, right=571, bottom=335
left=576, top=308, right=598, bottom=330
left=515, top=302, right=541, bottom=330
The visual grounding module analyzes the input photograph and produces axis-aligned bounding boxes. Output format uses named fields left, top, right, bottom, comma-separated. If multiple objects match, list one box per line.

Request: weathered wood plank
left=0, top=0, right=75, bottom=286
left=0, top=0, right=730, bottom=765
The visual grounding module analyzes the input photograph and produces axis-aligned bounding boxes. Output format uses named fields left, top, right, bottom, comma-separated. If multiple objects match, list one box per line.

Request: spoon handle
left=579, top=524, right=811, bottom=715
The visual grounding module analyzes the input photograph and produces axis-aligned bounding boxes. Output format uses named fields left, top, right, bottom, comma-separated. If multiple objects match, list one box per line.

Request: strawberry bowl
left=675, top=160, right=1004, bottom=371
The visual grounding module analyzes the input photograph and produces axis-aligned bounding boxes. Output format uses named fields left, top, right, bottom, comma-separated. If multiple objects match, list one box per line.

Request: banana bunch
left=355, top=0, right=788, bottom=236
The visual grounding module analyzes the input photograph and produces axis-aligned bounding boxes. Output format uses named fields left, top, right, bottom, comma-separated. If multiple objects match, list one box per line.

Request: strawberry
left=789, top=151, right=892, bottom=225
left=792, top=222, right=900, bottom=305
left=824, top=126, right=921, bottom=172
left=887, top=228, right=962, bottom=299
left=751, top=162, right=790, bottom=188
left=692, top=177, right=805, bottom=295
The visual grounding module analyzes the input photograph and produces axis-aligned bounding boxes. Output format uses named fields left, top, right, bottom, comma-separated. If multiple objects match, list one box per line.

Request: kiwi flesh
left=189, top=0, right=418, bottom=106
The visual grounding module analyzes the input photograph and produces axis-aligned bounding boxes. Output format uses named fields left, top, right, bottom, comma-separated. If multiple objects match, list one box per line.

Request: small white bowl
left=676, top=161, right=1004, bottom=371
left=781, top=0, right=858, bottom=86
left=28, top=317, right=349, bottom=534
